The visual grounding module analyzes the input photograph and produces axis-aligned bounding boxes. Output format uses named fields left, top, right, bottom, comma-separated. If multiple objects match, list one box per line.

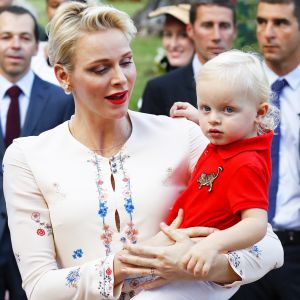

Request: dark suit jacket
left=140, top=62, right=197, bottom=116
left=0, top=74, right=74, bottom=243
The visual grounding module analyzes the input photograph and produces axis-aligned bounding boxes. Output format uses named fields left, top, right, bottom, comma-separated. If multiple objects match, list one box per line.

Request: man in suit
left=140, top=0, right=237, bottom=116
left=0, top=5, right=74, bottom=299
left=230, top=0, right=300, bottom=299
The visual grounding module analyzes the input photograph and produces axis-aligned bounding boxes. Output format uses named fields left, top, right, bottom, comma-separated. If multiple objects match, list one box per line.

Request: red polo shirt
left=167, top=132, right=273, bottom=230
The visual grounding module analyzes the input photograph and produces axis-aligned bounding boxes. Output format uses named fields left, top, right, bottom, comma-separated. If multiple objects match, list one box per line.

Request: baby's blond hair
left=196, top=49, right=279, bottom=134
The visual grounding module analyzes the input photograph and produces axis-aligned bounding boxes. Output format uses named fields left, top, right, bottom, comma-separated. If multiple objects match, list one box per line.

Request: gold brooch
left=197, top=166, right=223, bottom=192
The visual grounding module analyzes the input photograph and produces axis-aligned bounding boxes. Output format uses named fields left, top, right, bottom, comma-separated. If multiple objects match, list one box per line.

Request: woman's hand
left=113, top=249, right=134, bottom=286
left=119, top=223, right=238, bottom=289
left=169, top=102, right=199, bottom=124
left=141, top=209, right=184, bottom=247
left=119, top=223, right=203, bottom=289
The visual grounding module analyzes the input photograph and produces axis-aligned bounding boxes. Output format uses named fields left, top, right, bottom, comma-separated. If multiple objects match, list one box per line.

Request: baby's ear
left=256, top=102, right=269, bottom=119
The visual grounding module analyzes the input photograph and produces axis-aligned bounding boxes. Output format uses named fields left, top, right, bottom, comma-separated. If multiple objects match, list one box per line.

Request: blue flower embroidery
left=98, top=202, right=108, bottom=218
left=72, top=249, right=83, bottom=259
left=228, top=252, right=240, bottom=268
left=124, top=198, right=134, bottom=214
left=66, top=268, right=80, bottom=288
left=249, top=245, right=262, bottom=258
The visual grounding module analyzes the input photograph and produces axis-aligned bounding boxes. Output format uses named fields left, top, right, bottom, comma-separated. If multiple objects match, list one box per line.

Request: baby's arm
left=169, top=102, right=199, bottom=124
left=141, top=209, right=218, bottom=247
left=182, top=208, right=268, bottom=276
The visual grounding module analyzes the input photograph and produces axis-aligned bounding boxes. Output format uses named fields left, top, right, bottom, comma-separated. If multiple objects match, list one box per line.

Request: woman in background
left=149, top=4, right=194, bottom=72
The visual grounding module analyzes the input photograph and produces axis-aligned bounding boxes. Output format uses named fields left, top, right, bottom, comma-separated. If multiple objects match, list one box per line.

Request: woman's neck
left=69, top=113, right=132, bottom=157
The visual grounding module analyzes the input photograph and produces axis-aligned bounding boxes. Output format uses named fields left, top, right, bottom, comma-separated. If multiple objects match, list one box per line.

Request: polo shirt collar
left=208, top=131, right=273, bottom=160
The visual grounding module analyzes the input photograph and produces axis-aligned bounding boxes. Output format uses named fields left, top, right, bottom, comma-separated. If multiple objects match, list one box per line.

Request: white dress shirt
left=0, top=70, right=34, bottom=136
left=192, top=54, right=202, bottom=79
left=263, top=62, right=300, bottom=230
left=31, top=41, right=60, bottom=86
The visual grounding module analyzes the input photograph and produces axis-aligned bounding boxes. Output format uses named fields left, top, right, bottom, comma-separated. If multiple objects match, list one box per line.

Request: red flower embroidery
left=37, top=228, right=45, bottom=236
left=106, top=267, right=112, bottom=276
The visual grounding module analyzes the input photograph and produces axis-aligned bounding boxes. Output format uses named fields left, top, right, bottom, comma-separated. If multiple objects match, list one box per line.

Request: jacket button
left=0, top=212, right=7, bottom=219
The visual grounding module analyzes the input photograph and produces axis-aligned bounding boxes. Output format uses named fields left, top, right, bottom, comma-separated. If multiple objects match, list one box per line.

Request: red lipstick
left=105, top=90, right=128, bottom=105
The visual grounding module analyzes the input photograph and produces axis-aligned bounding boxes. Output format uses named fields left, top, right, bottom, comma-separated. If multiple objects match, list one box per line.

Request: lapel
left=182, top=62, right=195, bottom=89
left=22, top=75, right=48, bottom=136
left=180, top=62, right=197, bottom=105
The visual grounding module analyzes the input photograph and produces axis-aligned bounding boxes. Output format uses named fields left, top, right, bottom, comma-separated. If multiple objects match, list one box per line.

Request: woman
left=137, top=4, right=195, bottom=109
left=3, top=2, right=283, bottom=300
left=149, top=4, right=194, bottom=72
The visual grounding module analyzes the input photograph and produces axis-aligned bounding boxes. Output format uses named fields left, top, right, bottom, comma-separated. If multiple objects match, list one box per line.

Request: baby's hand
left=181, top=240, right=220, bottom=277
left=169, top=102, right=199, bottom=124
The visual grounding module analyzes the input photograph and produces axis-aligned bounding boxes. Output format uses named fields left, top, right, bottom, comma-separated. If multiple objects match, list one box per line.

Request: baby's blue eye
left=203, top=105, right=210, bottom=112
left=224, top=107, right=234, bottom=113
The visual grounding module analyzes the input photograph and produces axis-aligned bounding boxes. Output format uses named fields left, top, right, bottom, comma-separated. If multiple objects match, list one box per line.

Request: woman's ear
left=54, top=64, right=72, bottom=95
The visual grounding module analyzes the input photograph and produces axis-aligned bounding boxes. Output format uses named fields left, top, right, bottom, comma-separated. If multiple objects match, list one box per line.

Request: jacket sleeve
left=3, top=142, right=122, bottom=300
left=225, top=224, right=284, bottom=287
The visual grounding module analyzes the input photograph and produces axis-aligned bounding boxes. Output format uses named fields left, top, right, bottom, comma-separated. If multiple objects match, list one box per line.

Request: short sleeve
left=227, top=164, right=269, bottom=214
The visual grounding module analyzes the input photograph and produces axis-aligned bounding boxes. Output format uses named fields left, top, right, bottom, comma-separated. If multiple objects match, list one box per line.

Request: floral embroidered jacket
left=3, top=111, right=284, bottom=299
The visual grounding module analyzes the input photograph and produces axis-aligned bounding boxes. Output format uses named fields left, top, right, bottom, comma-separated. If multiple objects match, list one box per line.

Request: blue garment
left=268, top=79, right=288, bottom=222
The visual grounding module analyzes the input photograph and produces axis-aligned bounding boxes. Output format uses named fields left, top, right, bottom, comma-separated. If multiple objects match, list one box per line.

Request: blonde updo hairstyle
left=196, top=49, right=279, bottom=134
left=47, top=1, right=137, bottom=72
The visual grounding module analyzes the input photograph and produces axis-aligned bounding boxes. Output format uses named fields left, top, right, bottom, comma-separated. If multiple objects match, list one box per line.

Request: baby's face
left=197, top=80, right=259, bottom=145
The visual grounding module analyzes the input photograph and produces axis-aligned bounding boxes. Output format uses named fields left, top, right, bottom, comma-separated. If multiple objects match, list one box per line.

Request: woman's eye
left=93, top=67, right=107, bottom=75
left=179, top=32, right=188, bottom=38
left=121, top=58, right=133, bottom=67
left=163, top=31, right=172, bottom=38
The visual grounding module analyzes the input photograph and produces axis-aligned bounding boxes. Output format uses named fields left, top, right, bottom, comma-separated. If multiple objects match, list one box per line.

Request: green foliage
left=234, top=0, right=259, bottom=52
left=104, top=0, right=147, bottom=17
left=130, top=35, right=161, bottom=110
left=29, top=0, right=47, bottom=26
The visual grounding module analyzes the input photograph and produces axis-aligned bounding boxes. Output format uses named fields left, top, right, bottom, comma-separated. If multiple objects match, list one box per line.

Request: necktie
left=5, top=85, right=22, bottom=147
left=268, top=79, right=288, bottom=223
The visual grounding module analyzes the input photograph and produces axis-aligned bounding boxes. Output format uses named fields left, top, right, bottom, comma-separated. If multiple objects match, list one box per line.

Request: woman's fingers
left=124, top=244, right=162, bottom=258
left=119, top=253, right=155, bottom=268
left=169, top=208, right=183, bottom=229
left=160, top=222, right=190, bottom=243
left=180, top=226, right=219, bottom=238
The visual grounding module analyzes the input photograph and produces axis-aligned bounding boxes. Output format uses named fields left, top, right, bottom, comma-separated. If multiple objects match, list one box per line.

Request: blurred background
left=27, top=0, right=259, bottom=111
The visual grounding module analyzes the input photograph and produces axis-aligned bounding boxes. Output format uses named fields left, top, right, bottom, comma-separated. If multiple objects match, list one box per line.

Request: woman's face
left=162, top=16, right=194, bottom=68
left=66, top=28, right=136, bottom=121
